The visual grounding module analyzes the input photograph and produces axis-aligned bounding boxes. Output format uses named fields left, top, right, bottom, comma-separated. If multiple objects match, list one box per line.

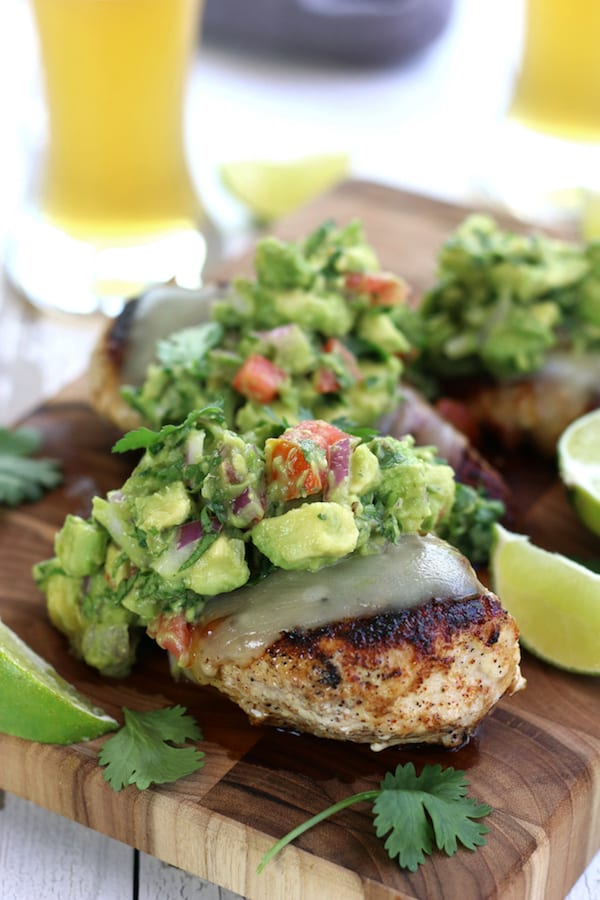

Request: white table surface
left=0, top=0, right=598, bottom=897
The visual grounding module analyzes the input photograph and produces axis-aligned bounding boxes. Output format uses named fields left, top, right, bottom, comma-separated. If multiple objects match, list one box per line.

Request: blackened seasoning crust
left=188, top=590, right=524, bottom=750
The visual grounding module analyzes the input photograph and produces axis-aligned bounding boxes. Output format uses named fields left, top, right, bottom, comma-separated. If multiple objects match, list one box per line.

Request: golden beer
left=7, top=0, right=208, bottom=314
left=32, top=0, right=202, bottom=237
left=510, top=0, right=600, bottom=142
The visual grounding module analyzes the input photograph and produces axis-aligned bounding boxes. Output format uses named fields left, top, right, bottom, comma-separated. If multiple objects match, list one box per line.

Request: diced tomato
left=232, top=353, right=286, bottom=404
left=435, top=397, right=481, bottom=446
left=147, top=613, right=193, bottom=665
left=315, top=367, right=340, bottom=394
left=315, top=338, right=362, bottom=394
left=345, top=271, right=409, bottom=307
left=284, top=419, right=350, bottom=450
left=265, top=420, right=354, bottom=501
left=266, top=438, right=325, bottom=501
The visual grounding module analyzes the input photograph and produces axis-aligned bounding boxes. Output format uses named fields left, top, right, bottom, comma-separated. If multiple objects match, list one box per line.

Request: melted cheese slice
left=192, top=534, right=483, bottom=674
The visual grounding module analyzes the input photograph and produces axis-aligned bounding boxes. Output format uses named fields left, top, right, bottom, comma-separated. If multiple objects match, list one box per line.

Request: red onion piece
left=232, top=487, right=251, bottom=515
left=328, top=437, right=351, bottom=485
left=177, top=520, right=204, bottom=548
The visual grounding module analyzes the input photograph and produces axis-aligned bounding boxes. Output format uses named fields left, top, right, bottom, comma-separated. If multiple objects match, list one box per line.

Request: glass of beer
left=479, top=0, right=600, bottom=233
left=509, top=0, right=600, bottom=143
left=6, top=0, right=210, bottom=315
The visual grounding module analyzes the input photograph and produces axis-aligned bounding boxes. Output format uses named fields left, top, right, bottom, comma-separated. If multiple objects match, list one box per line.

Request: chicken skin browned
left=159, top=537, right=525, bottom=750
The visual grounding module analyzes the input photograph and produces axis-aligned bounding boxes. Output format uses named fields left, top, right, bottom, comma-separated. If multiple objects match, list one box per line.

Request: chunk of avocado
left=45, top=573, right=84, bottom=652
left=273, top=290, right=353, bottom=336
left=54, top=515, right=108, bottom=577
left=134, top=481, right=192, bottom=532
left=182, top=534, right=250, bottom=595
left=357, top=309, right=411, bottom=355
left=251, top=501, right=358, bottom=571
left=348, top=444, right=381, bottom=496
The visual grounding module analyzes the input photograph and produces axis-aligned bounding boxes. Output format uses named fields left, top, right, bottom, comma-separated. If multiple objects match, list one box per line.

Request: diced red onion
left=232, top=488, right=251, bottom=514
left=177, top=520, right=204, bottom=548
left=328, top=437, right=351, bottom=485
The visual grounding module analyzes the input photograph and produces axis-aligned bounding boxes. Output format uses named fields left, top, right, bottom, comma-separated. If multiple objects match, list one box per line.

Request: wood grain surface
left=1, top=181, right=599, bottom=900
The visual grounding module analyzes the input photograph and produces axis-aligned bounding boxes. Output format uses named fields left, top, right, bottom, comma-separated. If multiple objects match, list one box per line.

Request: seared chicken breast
left=156, top=536, right=525, bottom=750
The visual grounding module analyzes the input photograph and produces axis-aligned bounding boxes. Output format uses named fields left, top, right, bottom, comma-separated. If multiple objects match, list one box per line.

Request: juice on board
left=31, top=0, right=203, bottom=240
left=509, top=0, right=600, bottom=143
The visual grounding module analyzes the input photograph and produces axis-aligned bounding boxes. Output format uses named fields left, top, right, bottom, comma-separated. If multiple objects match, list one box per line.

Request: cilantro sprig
left=258, top=762, right=491, bottom=873
left=112, top=406, right=226, bottom=454
left=98, top=705, right=205, bottom=791
left=0, top=426, right=62, bottom=506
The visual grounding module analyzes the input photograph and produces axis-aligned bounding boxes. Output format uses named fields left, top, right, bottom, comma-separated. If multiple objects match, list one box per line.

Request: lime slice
left=0, top=617, right=118, bottom=743
left=490, top=525, right=600, bottom=674
left=220, top=153, right=350, bottom=221
left=557, top=408, right=600, bottom=537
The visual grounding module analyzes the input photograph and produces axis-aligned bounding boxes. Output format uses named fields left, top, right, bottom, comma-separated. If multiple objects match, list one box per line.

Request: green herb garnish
left=112, top=405, right=226, bottom=453
left=0, top=426, right=62, bottom=506
left=258, top=762, right=491, bottom=874
left=98, top=705, right=205, bottom=791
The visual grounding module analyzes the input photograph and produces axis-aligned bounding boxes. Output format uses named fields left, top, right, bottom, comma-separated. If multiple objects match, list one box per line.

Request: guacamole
left=122, top=221, right=412, bottom=434
left=404, top=214, right=600, bottom=386
left=34, top=409, right=463, bottom=677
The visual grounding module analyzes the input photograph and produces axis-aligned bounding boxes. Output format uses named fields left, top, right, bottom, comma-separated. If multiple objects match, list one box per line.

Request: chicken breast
left=445, top=354, right=600, bottom=456
left=162, top=535, right=525, bottom=750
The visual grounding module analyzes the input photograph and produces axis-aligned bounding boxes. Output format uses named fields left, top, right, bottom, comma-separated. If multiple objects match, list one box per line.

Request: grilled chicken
left=437, top=354, right=600, bottom=457
left=89, top=283, right=220, bottom=433
left=156, top=535, right=525, bottom=750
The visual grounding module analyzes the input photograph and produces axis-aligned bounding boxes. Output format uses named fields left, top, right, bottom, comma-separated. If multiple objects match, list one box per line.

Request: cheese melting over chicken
left=193, top=534, right=483, bottom=674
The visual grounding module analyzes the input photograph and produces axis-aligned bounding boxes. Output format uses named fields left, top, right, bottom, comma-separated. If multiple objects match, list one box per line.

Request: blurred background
left=1, top=0, right=524, bottom=263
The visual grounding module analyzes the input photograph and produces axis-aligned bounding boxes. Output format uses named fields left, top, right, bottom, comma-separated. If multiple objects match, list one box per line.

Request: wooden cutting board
left=1, top=181, right=599, bottom=900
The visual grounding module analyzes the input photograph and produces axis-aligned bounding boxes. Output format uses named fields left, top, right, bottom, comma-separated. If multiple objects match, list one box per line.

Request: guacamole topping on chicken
left=121, top=221, right=412, bottom=433
left=33, top=409, right=501, bottom=679
left=404, top=213, right=600, bottom=386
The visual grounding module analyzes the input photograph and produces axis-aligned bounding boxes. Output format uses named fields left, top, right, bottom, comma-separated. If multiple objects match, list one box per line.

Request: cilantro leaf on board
left=98, top=706, right=205, bottom=791
left=373, top=763, right=491, bottom=871
left=0, top=426, right=62, bottom=506
left=258, top=762, right=491, bottom=874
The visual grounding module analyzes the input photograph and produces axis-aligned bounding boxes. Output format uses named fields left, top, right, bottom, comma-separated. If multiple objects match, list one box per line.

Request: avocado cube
left=182, top=534, right=250, bottom=596
left=358, top=310, right=411, bottom=355
left=251, top=502, right=358, bottom=571
left=134, top=481, right=192, bottom=532
left=348, top=444, right=381, bottom=496
left=54, top=515, right=108, bottom=577
left=46, top=573, right=84, bottom=649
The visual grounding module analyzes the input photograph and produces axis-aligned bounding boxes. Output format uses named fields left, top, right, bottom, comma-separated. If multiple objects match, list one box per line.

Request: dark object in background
left=203, top=0, right=456, bottom=67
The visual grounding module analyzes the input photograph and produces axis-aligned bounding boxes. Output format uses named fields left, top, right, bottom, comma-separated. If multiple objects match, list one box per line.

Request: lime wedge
left=220, top=153, right=350, bottom=221
left=490, top=525, right=600, bottom=674
left=558, top=408, right=600, bottom=537
left=0, top=617, right=118, bottom=743
left=581, top=189, right=600, bottom=240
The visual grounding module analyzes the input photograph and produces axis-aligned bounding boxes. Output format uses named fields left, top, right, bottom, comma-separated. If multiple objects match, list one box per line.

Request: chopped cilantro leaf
left=112, top=405, right=226, bottom=453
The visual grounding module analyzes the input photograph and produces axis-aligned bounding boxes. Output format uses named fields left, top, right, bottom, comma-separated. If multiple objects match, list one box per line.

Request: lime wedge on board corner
left=490, top=525, right=600, bottom=675
left=220, top=153, right=350, bottom=221
left=558, top=408, right=600, bottom=538
left=0, top=617, right=118, bottom=743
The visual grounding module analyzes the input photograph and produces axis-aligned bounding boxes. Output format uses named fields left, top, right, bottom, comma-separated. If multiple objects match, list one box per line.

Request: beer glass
left=509, top=0, right=600, bottom=143
left=480, top=0, right=600, bottom=232
left=7, top=0, right=209, bottom=315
